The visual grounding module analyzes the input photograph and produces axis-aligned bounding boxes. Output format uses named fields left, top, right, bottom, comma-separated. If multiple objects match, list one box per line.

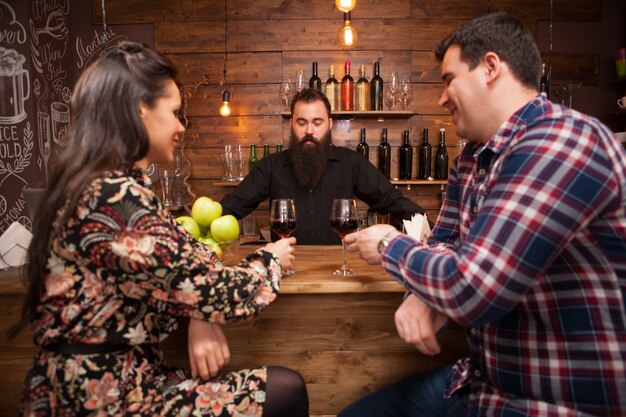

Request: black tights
left=262, top=366, right=309, bottom=417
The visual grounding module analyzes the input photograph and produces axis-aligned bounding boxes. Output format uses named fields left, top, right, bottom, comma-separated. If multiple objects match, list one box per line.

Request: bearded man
left=220, top=88, right=423, bottom=245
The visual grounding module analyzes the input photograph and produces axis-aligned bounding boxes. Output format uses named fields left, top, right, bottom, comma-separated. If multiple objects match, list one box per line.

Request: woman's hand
left=395, top=293, right=448, bottom=356
left=344, top=224, right=398, bottom=265
left=263, top=237, right=296, bottom=270
left=187, top=319, right=230, bottom=380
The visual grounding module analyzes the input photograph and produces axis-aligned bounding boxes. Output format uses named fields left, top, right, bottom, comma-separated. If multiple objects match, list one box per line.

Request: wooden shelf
left=213, top=179, right=446, bottom=187
left=280, top=110, right=417, bottom=120
left=391, top=179, right=447, bottom=185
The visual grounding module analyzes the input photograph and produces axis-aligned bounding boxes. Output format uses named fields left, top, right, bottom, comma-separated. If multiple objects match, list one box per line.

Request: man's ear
left=329, top=117, right=333, bottom=130
left=482, top=52, right=502, bottom=84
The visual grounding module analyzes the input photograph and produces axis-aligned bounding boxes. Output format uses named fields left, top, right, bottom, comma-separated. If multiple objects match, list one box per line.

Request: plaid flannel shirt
left=382, top=95, right=626, bottom=416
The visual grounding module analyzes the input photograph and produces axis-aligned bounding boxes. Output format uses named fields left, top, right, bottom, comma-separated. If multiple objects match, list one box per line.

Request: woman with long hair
left=10, top=41, right=308, bottom=417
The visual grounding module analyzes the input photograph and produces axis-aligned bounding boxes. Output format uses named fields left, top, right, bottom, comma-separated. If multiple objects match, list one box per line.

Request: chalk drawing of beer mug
left=51, top=102, right=70, bottom=145
left=0, top=48, right=30, bottom=124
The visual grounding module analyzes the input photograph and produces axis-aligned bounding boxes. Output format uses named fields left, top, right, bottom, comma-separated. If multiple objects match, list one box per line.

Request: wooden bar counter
left=0, top=245, right=468, bottom=416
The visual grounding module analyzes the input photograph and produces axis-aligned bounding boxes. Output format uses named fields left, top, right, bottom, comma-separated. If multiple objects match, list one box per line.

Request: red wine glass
left=270, top=199, right=297, bottom=276
left=331, top=198, right=358, bottom=277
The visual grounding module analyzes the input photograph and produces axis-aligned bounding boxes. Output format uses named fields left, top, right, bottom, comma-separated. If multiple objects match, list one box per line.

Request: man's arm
left=220, top=156, right=272, bottom=219
left=352, top=151, right=425, bottom=220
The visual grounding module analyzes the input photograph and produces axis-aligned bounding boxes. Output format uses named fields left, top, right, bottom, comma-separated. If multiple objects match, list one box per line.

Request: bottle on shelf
left=325, top=64, right=340, bottom=112
left=434, top=128, right=449, bottom=180
left=399, top=129, right=413, bottom=180
left=356, top=64, right=370, bottom=111
left=248, top=144, right=259, bottom=173
left=341, top=60, right=354, bottom=111
left=540, top=62, right=550, bottom=100
left=370, top=61, right=384, bottom=111
left=309, top=61, right=322, bottom=93
left=418, top=128, right=432, bottom=179
left=263, top=144, right=271, bottom=158
left=378, top=128, right=391, bottom=179
left=356, top=127, right=369, bottom=159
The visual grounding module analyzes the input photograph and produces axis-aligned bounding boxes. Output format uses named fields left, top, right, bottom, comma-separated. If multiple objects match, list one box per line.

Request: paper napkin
left=0, top=222, right=32, bottom=269
left=402, top=213, right=431, bottom=244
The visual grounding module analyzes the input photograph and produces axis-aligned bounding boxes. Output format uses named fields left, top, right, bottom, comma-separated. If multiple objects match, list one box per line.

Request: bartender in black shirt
left=220, top=88, right=424, bottom=244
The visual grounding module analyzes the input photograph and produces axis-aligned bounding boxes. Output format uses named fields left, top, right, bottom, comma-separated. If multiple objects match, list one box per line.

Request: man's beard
left=288, top=129, right=332, bottom=189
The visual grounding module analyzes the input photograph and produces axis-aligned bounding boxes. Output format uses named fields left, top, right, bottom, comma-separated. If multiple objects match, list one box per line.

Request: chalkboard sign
left=0, top=0, right=153, bottom=234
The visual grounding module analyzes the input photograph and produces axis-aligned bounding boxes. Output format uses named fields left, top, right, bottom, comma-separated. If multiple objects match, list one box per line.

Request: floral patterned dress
left=21, top=169, right=282, bottom=417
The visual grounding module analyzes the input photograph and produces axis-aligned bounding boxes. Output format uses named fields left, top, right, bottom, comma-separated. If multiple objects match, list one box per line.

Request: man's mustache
left=302, top=134, right=320, bottom=145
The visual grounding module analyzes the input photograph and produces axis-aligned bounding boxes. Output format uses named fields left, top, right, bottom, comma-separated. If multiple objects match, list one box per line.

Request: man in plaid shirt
left=341, top=12, right=626, bottom=417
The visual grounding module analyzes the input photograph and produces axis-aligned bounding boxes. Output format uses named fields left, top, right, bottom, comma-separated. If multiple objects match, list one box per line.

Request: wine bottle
left=325, top=65, right=340, bottom=112
left=341, top=60, right=354, bottom=111
left=263, top=144, right=270, bottom=158
left=309, top=61, right=322, bottom=93
left=378, top=128, right=391, bottom=179
left=399, top=130, right=413, bottom=180
left=276, top=144, right=284, bottom=153
left=248, top=144, right=259, bottom=173
left=540, top=62, right=550, bottom=100
left=418, top=128, right=432, bottom=180
left=370, top=61, right=383, bottom=111
left=356, top=127, right=369, bottom=159
left=434, top=128, right=449, bottom=180
left=355, top=64, right=370, bottom=111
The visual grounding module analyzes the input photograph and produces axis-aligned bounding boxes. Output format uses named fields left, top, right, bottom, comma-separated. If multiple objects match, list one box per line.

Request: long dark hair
left=7, top=42, right=177, bottom=339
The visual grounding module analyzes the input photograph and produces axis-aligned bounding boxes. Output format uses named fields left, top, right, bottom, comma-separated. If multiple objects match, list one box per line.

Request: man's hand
left=395, top=293, right=448, bottom=356
left=344, top=224, right=398, bottom=265
left=188, top=319, right=230, bottom=380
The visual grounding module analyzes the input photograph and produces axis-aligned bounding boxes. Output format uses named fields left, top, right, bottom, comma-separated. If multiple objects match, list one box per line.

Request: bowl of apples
left=176, top=196, right=241, bottom=265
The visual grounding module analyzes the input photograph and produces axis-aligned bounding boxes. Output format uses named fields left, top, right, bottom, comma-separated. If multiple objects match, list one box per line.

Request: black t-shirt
left=220, top=146, right=424, bottom=244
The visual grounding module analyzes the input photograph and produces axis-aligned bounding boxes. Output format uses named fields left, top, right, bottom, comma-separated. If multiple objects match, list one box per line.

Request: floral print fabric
left=21, top=169, right=282, bottom=416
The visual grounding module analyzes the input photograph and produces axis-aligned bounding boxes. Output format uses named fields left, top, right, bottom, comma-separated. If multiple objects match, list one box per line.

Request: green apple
left=210, top=214, right=240, bottom=243
left=191, top=196, right=222, bottom=228
left=176, top=215, right=201, bottom=240
left=198, top=222, right=211, bottom=237
left=199, top=236, right=223, bottom=259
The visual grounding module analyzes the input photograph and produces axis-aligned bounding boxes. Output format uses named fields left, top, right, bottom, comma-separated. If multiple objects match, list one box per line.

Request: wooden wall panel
left=184, top=116, right=284, bottom=147
left=156, top=22, right=225, bottom=53
left=92, top=0, right=225, bottom=23
left=230, top=19, right=458, bottom=52
left=168, top=52, right=283, bottom=86
left=229, top=0, right=412, bottom=20
left=410, top=0, right=601, bottom=21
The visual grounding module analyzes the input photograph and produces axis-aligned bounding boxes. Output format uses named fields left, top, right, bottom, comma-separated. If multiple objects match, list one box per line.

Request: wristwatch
left=377, top=231, right=396, bottom=254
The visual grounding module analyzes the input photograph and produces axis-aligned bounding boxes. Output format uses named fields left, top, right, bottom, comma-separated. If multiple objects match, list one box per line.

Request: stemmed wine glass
left=331, top=198, right=358, bottom=277
left=270, top=199, right=297, bottom=276
left=399, top=79, right=412, bottom=110
left=279, top=78, right=294, bottom=112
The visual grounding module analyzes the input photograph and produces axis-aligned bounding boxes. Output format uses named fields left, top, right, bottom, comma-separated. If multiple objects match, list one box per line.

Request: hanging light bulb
left=335, top=0, right=357, bottom=13
left=337, top=12, right=360, bottom=49
left=219, top=90, right=231, bottom=117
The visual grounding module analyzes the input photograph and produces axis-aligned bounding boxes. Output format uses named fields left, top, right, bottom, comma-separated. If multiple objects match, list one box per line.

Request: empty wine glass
left=399, top=79, right=412, bottom=110
left=384, top=71, right=400, bottom=110
left=270, top=199, right=297, bottom=276
left=331, top=198, right=358, bottom=277
left=278, top=78, right=294, bottom=112
left=295, top=68, right=306, bottom=93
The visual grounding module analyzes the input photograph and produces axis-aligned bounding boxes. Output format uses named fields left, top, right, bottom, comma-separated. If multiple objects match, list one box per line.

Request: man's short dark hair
left=290, top=88, right=332, bottom=118
left=434, top=12, right=541, bottom=90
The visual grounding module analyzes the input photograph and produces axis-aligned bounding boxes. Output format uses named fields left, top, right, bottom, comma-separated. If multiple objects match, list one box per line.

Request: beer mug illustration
left=0, top=47, right=30, bottom=124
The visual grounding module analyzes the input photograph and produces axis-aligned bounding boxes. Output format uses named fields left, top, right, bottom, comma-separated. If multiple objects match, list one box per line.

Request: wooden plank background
left=92, top=0, right=600, bottom=226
